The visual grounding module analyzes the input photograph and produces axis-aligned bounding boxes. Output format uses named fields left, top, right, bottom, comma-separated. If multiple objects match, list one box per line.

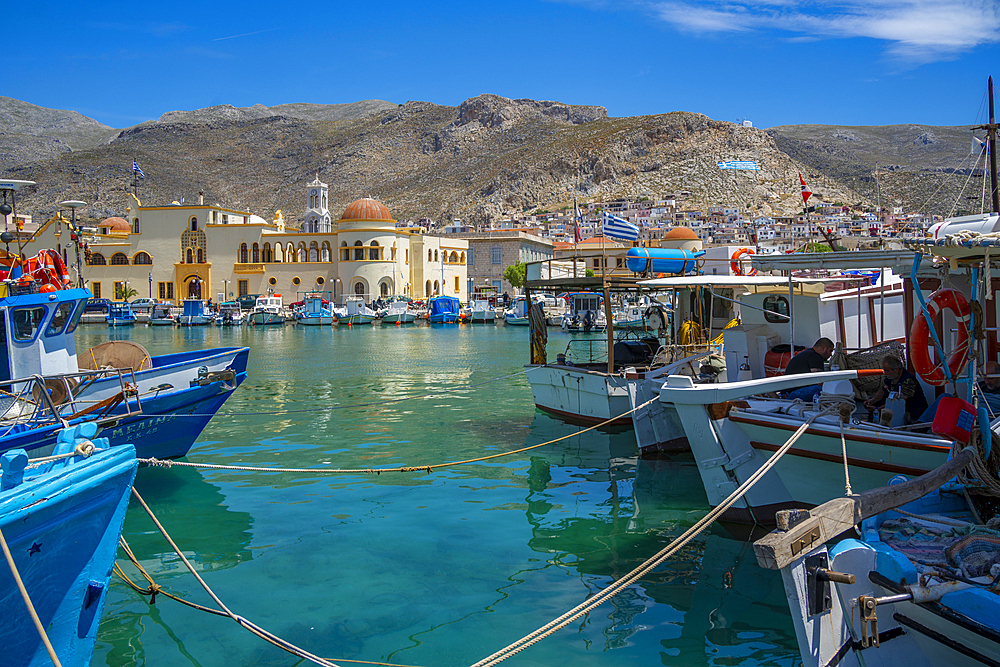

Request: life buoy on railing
left=23, top=249, right=71, bottom=290
left=908, top=288, right=971, bottom=386
left=730, top=247, right=756, bottom=276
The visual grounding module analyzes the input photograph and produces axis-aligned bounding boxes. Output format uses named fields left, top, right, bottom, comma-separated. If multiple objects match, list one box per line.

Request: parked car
left=83, top=298, right=111, bottom=314
left=128, top=297, right=159, bottom=313
left=236, top=294, right=261, bottom=312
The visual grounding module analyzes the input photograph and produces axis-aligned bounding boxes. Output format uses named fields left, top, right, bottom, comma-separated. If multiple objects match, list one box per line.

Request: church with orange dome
left=22, top=178, right=468, bottom=305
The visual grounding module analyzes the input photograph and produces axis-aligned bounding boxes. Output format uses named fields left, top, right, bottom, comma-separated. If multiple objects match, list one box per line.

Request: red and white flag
left=799, top=173, right=812, bottom=205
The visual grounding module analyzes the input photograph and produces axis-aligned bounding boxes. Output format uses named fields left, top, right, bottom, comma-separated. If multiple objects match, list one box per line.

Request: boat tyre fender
left=644, top=305, right=666, bottom=330
left=908, top=288, right=971, bottom=386
left=730, top=247, right=756, bottom=276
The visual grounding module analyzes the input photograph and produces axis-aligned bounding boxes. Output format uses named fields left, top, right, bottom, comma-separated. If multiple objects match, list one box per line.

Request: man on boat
left=781, top=338, right=835, bottom=401
left=864, top=355, right=928, bottom=425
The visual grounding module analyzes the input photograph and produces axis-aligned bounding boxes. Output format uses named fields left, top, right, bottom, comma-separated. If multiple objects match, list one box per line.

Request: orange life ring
left=730, top=247, right=757, bottom=276
left=23, top=249, right=71, bottom=290
left=908, top=288, right=971, bottom=386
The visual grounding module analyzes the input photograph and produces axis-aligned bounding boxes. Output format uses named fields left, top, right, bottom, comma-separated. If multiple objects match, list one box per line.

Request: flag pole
left=574, top=196, right=579, bottom=278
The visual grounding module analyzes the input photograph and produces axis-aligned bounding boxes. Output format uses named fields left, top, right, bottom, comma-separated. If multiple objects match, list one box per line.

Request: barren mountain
left=2, top=94, right=982, bottom=227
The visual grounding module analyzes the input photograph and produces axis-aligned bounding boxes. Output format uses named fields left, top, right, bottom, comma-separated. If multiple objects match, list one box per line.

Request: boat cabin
left=0, top=286, right=90, bottom=382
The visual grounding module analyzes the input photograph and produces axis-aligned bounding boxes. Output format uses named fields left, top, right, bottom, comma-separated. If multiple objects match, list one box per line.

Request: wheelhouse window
left=45, top=301, right=75, bottom=336
left=763, top=295, right=790, bottom=323
left=11, top=307, right=46, bottom=342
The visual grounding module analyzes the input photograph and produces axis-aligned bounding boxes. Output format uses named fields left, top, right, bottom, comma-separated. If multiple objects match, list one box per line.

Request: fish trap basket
left=833, top=340, right=906, bottom=395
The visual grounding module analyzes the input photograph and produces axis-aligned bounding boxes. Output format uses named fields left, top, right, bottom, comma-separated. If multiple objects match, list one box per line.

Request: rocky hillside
left=768, top=124, right=989, bottom=216
left=4, top=94, right=978, bottom=227
left=0, top=96, right=119, bottom=166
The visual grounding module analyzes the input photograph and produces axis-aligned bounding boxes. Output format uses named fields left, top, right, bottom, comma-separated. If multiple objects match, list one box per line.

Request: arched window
left=321, top=242, right=331, bottom=262
left=88, top=253, right=106, bottom=266
left=252, top=243, right=260, bottom=263
left=186, top=248, right=194, bottom=264
left=197, top=248, right=204, bottom=263
left=425, top=280, right=431, bottom=297
left=354, top=240, right=364, bottom=261
left=434, top=249, right=438, bottom=262
left=380, top=281, right=390, bottom=296
left=434, top=280, right=439, bottom=294
left=275, top=244, right=284, bottom=262
left=428, top=249, right=432, bottom=263
left=110, top=252, right=129, bottom=266
left=296, top=243, right=305, bottom=262
left=459, top=252, right=466, bottom=264
left=132, top=252, right=152, bottom=265
left=309, top=242, right=318, bottom=262
left=354, top=281, right=365, bottom=296
left=391, top=246, right=397, bottom=261
left=189, top=216, right=198, bottom=232
left=450, top=251, right=459, bottom=263
left=286, top=243, right=294, bottom=263
left=262, top=243, right=272, bottom=263
left=132, top=218, right=140, bottom=234
left=340, top=241, right=349, bottom=261
left=239, top=243, right=248, bottom=263
left=369, top=240, right=380, bottom=260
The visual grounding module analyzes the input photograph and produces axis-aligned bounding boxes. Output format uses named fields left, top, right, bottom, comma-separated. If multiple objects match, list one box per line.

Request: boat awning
left=638, top=275, right=825, bottom=289
left=749, top=250, right=915, bottom=272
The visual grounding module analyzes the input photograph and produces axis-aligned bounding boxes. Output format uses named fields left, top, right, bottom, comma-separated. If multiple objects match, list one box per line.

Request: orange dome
left=101, top=217, right=130, bottom=231
left=664, top=226, right=698, bottom=240
left=339, top=198, right=394, bottom=222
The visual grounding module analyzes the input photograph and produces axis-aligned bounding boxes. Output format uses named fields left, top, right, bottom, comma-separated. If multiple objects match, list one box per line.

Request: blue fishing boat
left=177, top=298, right=213, bottom=325
left=294, top=291, right=333, bottom=326
left=0, top=422, right=137, bottom=667
left=105, top=301, right=136, bottom=326
left=0, top=254, right=248, bottom=460
left=428, top=295, right=460, bottom=323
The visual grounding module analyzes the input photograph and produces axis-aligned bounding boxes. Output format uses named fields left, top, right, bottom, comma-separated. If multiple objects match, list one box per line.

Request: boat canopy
left=429, top=295, right=460, bottom=315
left=749, top=249, right=915, bottom=272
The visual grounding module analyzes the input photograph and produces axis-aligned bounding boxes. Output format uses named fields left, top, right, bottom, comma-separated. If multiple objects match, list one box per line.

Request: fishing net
left=946, top=534, right=1000, bottom=578
left=830, top=340, right=906, bottom=396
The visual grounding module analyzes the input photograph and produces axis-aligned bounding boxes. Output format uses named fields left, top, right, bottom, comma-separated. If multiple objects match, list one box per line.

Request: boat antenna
left=975, top=76, right=1000, bottom=214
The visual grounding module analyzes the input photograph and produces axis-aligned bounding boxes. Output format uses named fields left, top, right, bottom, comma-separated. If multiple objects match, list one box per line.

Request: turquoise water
left=81, top=323, right=799, bottom=667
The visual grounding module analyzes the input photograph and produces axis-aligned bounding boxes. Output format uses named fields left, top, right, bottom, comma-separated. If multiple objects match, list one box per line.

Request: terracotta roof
left=664, top=226, right=698, bottom=240
left=101, top=217, right=130, bottom=231
left=339, top=198, right=394, bottom=222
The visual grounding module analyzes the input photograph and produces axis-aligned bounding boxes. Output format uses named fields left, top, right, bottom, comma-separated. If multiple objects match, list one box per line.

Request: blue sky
left=6, top=0, right=999, bottom=129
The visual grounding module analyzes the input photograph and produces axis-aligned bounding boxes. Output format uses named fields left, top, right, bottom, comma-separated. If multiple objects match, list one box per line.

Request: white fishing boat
left=246, top=294, right=285, bottom=326
left=214, top=301, right=244, bottom=325
left=503, top=296, right=532, bottom=325
left=470, top=298, right=495, bottom=323
left=294, top=291, right=333, bottom=325
left=560, top=292, right=606, bottom=332
left=178, top=298, right=214, bottom=325
left=148, top=302, right=176, bottom=325
left=380, top=300, right=416, bottom=324
left=340, top=296, right=375, bottom=325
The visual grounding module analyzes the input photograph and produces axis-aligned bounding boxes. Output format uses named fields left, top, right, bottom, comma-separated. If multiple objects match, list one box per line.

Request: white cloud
left=647, top=1, right=1000, bottom=62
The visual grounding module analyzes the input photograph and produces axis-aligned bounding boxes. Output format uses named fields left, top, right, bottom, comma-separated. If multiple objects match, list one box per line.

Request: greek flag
left=132, top=160, right=145, bottom=179
left=602, top=212, right=639, bottom=241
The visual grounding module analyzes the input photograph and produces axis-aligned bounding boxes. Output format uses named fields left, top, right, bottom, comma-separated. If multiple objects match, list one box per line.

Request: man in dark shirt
left=782, top=338, right=835, bottom=401
left=864, top=355, right=928, bottom=424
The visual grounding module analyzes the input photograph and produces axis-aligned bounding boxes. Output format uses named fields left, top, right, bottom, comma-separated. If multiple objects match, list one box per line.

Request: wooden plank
left=753, top=447, right=974, bottom=570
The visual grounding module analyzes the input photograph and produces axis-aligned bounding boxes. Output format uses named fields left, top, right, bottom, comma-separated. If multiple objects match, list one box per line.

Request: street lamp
left=334, top=277, right=341, bottom=305
left=60, top=199, right=87, bottom=288
left=222, top=279, right=230, bottom=300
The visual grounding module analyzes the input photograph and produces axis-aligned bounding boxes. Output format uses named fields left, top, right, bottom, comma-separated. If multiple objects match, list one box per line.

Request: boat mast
left=976, top=76, right=1000, bottom=214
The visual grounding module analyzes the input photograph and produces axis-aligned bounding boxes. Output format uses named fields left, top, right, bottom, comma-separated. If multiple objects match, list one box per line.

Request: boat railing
left=564, top=338, right=608, bottom=365
left=0, top=368, right=143, bottom=430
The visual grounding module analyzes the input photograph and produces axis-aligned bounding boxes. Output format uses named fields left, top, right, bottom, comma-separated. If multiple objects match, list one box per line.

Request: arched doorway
left=184, top=275, right=203, bottom=299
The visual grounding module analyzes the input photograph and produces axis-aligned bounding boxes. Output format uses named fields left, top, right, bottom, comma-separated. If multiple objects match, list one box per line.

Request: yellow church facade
left=24, top=179, right=468, bottom=305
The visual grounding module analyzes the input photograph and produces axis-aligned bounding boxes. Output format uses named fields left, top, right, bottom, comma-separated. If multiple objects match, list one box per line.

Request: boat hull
left=381, top=313, right=415, bottom=324
left=527, top=364, right=633, bottom=426
left=341, top=314, right=374, bottom=325
left=429, top=314, right=459, bottom=323
left=247, top=312, right=284, bottom=325
left=297, top=315, right=333, bottom=325
left=0, top=440, right=137, bottom=667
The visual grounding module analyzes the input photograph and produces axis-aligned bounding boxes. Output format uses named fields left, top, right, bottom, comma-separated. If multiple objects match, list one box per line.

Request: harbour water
left=83, top=323, right=799, bottom=666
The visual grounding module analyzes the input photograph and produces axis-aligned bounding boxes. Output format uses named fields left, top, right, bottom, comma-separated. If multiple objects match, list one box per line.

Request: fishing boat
left=380, top=299, right=416, bottom=324
left=246, top=294, right=285, bottom=326
left=105, top=301, right=136, bottom=326
left=469, top=298, right=496, bottom=323
left=340, top=296, right=376, bottom=325
left=503, top=296, right=532, bottom=326
left=214, top=301, right=244, bottom=326
left=428, top=295, right=461, bottom=323
left=560, top=292, right=606, bottom=332
left=147, top=302, right=176, bottom=325
left=753, top=444, right=998, bottom=667
left=294, top=291, right=334, bottom=325
left=0, top=422, right=137, bottom=666
left=177, top=298, right=214, bottom=325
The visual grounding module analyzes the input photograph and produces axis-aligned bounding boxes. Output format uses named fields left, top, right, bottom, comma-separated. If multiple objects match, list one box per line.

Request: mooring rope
left=469, top=406, right=835, bottom=667
left=129, top=488, right=343, bottom=667
left=139, top=395, right=659, bottom=475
